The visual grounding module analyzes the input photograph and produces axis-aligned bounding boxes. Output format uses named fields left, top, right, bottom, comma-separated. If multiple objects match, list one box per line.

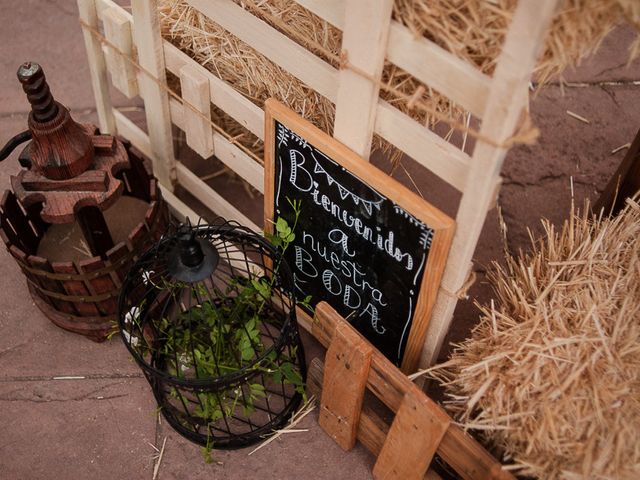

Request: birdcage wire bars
left=118, top=220, right=306, bottom=449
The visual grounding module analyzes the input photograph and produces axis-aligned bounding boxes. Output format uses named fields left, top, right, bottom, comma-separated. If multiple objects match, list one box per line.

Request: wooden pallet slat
left=386, top=21, right=490, bottom=119
left=312, top=302, right=515, bottom=480
left=169, top=98, right=264, bottom=193
left=295, top=0, right=343, bottom=29
left=179, top=64, right=215, bottom=158
left=102, top=6, right=138, bottom=98
left=131, top=0, right=176, bottom=188
left=114, top=111, right=152, bottom=159
left=333, top=0, right=393, bottom=159
left=175, top=162, right=260, bottom=231
left=319, top=321, right=373, bottom=451
left=186, top=0, right=338, bottom=102
left=295, top=0, right=490, bottom=118
left=420, top=0, right=560, bottom=366
left=78, top=0, right=117, bottom=134
left=164, top=42, right=265, bottom=139
left=375, top=101, right=470, bottom=192
left=373, top=388, right=450, bottom=480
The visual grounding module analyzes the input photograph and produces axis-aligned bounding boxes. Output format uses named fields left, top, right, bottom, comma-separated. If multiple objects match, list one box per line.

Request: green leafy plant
left=136, top=200, right=310, bottom=459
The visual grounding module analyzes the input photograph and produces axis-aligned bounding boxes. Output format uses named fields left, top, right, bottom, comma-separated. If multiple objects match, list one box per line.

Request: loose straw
left=79, top=17, right=537, bottom=151
left=239, top=0, right=539, bottom=149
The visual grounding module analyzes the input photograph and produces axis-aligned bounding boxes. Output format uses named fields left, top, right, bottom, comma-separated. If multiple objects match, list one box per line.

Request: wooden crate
left=308, top=301, right=515, bottom=480
left=78, top=0, right=559, bottom=368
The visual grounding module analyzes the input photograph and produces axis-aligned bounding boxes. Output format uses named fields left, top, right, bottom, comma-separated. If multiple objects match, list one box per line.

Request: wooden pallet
left=307, top=301, right=514, bottom=480
left=79, top=0, right=560, bottom=367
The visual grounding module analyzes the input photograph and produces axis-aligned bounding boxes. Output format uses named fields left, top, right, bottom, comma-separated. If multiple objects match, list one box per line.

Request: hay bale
left=427, top=196, right=640, bottom=479
left=394, top=0, right=639, bottom=86
left=158, top=0, right=639, bottom=161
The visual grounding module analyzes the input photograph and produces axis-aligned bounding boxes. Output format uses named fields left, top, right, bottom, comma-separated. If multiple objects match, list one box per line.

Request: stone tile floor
left=0, top=2, right=638, bottom=479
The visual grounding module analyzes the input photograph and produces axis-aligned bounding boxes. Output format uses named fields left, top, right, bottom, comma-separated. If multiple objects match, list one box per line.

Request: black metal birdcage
left=118, top=220, right=306, bottom=449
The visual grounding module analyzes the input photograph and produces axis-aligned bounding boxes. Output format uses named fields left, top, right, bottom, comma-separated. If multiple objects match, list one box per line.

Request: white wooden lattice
left=79, top=0, right=559, bottom=369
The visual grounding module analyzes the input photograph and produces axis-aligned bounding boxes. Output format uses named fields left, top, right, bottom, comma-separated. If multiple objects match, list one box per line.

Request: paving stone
left=561, top=23, right=640, bottom=84
left=1, top=2, right=639, bottom=479
left=0, top=0, right=140, bottom=115
left=501, top=84, right=640, bottom=248
left=0, top=377, right=156, bottom=480
left=153, top=407, right=374, bottom=480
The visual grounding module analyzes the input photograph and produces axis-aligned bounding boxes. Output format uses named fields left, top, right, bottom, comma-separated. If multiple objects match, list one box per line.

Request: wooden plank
left=333, top=0, right=392, bottom=158
left=124, top=146, right=153, bottom=202
left=52, top=261, right=101, bottom=316
left=131, top=0, right=176, bottom=189
left=102, top=6, right=138, bottom=98
left=1, top=192, right=38, bottom=254
left=295, top=0, right=490, bottom=118
left=420, top=0, right=560, bottom=367
left=308, top=357, right=444, bottom=480
left=158, top=183, right=201, bottom=223
left=295, top=0, right=343, bottom=29
left=375, top=101, right=470, bottom=192
left=175, top=162, right=259, bottom=231
left=79, top=257, right=118, bottom=315
left=27, top=255, right=76, bottom=315
left=319, top=322, right=373, bottom=450
left=76, top=206, right=115, bottom=257
left=114, top=110, right=152, bottom=159
left=78, top=0, right=116, bottom=134
left=313, top=302, right=515, bottom=480
left=24, top=202, right=48, bottom=238
left=179, top=64, right=215, bottom=158
left=373, top=388, right=450, bottom=480
left=169, top=98, right=264, bottom=193
left=186, top=0, right=338, bottom=101
left=386, top=22, right=490, bottom=119
left=164, top=41, right=265, bottom=139
left=96, top=0, right=130, bottom=18
left=105, top=242, right=131, bottom=286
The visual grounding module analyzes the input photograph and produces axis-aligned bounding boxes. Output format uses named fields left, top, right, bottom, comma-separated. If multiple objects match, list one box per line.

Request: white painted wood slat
left=78, top=0, right=117, bottom=134
left=375, top=101, right=470, bottom=192
left=333, top=0, right=393, bottom=159
left=179, top=64, right=215, bottom=158
left=420, top=0, right=561, bottom=367
left=175, top=162, right=260, bottom=231
left=131, top=0, right=176, bottom=189
left=169, top=99, right=264, bottom=193
left=186, top=0, right=338, bottom=102
left=295, top=0, right=490, bottom=118
left=102, top=6, right=138, bottom=98
left=163, top=42, right=265, bottom=139
left=114, top=110, right=152, bottom=159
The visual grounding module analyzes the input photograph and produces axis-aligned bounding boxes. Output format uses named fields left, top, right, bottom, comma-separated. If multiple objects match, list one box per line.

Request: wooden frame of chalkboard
left=264, top=99, right=454, bottom=373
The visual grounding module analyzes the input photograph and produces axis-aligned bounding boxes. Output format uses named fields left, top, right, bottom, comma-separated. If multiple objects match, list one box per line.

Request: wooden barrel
left=0, top=148, right=170, bottom=341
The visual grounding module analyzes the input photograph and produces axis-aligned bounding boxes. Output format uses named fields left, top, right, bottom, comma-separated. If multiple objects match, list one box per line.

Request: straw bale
left=159, top=0, right=338, bottom=152
left=158, top=0, right=639, bottom=162
left=427, top=196, right=640, bottom=479
left=157, top=0, right=469, bottom=165
left=394, top=0, right=639, bottom=86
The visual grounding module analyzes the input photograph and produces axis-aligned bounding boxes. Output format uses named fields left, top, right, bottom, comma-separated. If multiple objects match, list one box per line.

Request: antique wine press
left=0, top=62, right=168, bottom=340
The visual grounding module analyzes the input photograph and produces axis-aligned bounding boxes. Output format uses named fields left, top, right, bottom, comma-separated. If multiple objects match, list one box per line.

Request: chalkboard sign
left=264, top=100, right=454, bottom=372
